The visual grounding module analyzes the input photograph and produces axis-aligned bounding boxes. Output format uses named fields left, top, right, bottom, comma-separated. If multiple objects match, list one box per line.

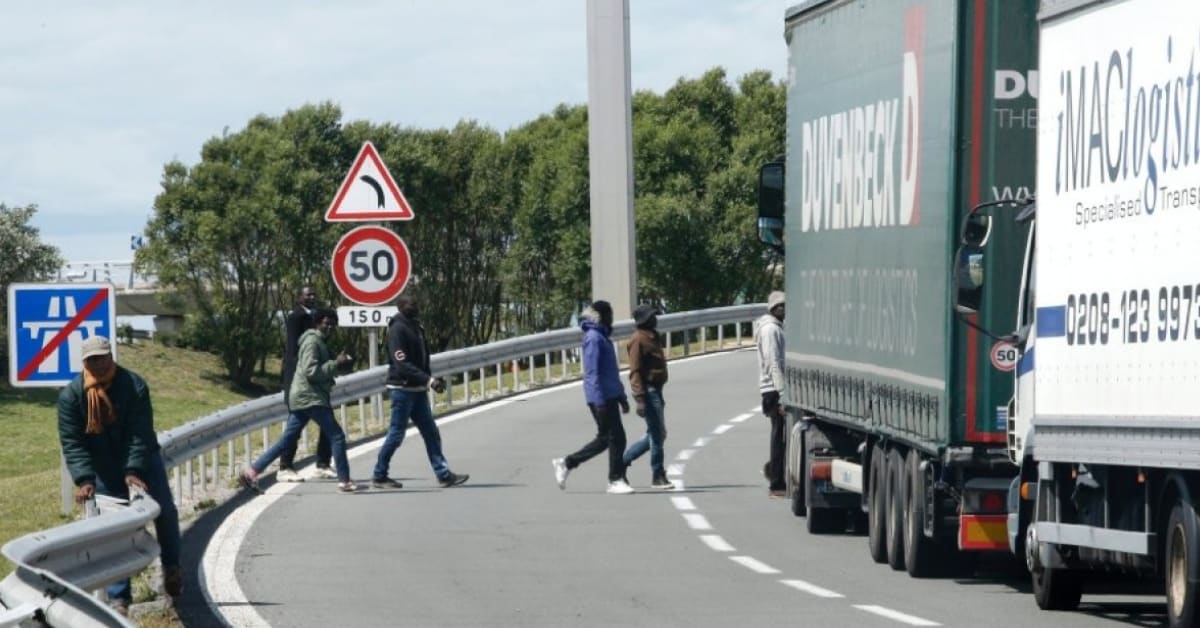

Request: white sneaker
left=276, top=468, right=304, bottom=483
left=552, top=458, right=570, bottom=490
left=606, top=479, right=635, bottom=495
left=314, top=466, right=338, bottom=480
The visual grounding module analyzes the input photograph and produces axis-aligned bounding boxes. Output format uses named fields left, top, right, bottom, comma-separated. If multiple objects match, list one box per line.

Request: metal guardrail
left=6, top=303, right=764, bottom=625
left=0, top=494, right=159, bottom=627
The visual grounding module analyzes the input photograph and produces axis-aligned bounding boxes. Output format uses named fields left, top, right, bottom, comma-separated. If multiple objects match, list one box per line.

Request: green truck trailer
left=756, top=0, right=1038, bottom=576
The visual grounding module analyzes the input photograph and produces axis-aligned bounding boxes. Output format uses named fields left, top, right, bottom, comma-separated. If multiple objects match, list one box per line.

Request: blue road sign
left=7, top=283, right=117, bottom=388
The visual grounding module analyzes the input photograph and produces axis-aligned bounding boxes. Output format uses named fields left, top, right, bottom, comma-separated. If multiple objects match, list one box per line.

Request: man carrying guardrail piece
left=56, top=335, right=183, bottom=616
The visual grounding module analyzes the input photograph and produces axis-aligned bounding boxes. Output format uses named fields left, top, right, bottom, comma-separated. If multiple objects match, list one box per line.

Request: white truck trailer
left=957, top=0, right=1200, bottom=624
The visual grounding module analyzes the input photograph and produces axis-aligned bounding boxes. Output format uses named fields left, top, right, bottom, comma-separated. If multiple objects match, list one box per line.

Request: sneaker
left=314, top=466, right=338, bottom=480
left=276, top=468, right=304, bottom=483
left=238, top=468, right=261, bottom=493
left=768, top=488, right=787, bottom=499
left=163, top=565, right=184, bottom=597
left=552, top=458, right=570, bottom=490
left=438, top=472, right=469, bottom=488
left=371, top=477, right=403, bottom=489
left=607, top=479, right=635, bottom=495
left=651, top=474, right=676, bottom=490
left=337, top=480, right=360, bottom=493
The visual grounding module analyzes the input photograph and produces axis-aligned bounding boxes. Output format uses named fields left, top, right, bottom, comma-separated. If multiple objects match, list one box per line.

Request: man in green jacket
left=240, top=308, right=358, bottom=493
left=56, top=335, right=183, bottom=614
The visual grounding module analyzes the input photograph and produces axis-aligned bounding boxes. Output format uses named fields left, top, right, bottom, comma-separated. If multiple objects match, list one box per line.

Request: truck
left=755, top=0, right=1039, bottom=577
left=955, top=0, right=1200, bottom=624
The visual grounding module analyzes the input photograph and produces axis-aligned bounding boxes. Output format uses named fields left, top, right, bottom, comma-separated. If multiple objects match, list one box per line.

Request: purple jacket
left=581, top=317, right=627, bottom=406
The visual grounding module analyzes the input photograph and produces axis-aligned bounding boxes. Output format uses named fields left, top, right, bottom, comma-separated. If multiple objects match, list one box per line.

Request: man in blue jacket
left=552, top=300, right=634, bottom=494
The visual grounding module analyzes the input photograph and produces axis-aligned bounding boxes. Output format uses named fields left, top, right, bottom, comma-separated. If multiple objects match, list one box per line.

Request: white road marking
left=671, top=496, right=696, bottom=511
left=780, top=579, right=844, bottom=598
left=712, top=424, right=733, bottom=435
left=691, top=436, right=710, bottom=448
left=729, top=555, right=780, bottom=574
left=853, top=605, right=941, bottom=626
left=673, top=479, right=686, bottom=490
left=667, top=463, right=685, bottom=477
left=746, top=406, right=759, bottom=413
left=699, top=535, right=735, bottom=552
left=731, top=412, right=755, bottom=423
left=677, top=449, right=695, bottom=461
left=682, top=513, right=712, bottom=530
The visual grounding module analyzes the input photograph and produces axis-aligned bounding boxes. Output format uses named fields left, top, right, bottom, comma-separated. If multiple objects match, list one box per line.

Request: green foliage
left=0, top=204, right=64, bottom=382
left=135, top=68, right=784, bottom=385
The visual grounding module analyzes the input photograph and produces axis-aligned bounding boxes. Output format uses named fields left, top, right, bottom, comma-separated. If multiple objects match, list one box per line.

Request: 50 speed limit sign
left=330, top=226, right=412, bottom=306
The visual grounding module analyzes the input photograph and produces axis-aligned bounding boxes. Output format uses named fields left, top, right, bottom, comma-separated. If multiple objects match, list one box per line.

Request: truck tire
left=867, top=442, right=888, bottom=563
left=1166, top=499, right=1200, bottom=627
left=903, top=451, right=938, bottom=577
left=886, top=448, right=907, bottom=571
left=805, top=426, right=844, bottom=533
left=1031, top=565, right=1081, bottom=611
left=788, top=422, right=806, bottom=517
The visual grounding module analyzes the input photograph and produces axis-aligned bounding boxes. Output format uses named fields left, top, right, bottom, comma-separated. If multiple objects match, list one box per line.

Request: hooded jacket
left=385, top=311, right=433, bottom=391
left=627, top=327, right=668, bottom=400
left=581, top=308, right=627, bottom=406
left=753, top=312, right=785, bottom=394
left=288, top=328, right=340, bottom=410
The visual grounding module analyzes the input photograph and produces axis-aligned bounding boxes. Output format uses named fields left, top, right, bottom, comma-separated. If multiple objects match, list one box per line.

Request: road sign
left=337, top=305, right=397, bottom=328
left=7, top=283, right=117, bottom=387
left=330, top=226, right=412, bottom=306
left=325, top=141, right=415, bottom=222
left=990, top=340, right=1017, bottom=372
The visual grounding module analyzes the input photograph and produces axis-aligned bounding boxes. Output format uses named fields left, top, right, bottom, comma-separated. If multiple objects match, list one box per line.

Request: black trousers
left=762, top=391, right=786, bottom=491
left=564, top=399, right=627, bottom=482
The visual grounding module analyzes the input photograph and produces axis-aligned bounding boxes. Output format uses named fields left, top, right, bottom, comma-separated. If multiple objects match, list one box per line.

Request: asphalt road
left=196, top=349, right=1169, bottom=628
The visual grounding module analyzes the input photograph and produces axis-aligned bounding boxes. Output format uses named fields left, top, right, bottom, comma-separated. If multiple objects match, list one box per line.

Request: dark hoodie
left=385, top=311, right=433, bottom=391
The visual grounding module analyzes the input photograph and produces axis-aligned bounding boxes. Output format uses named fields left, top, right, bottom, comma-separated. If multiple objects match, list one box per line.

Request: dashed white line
left=677, top=449, right=695, bottom=461
left=699, top=535, right=735, bottom=552
left=712, top=424, right=733, bottom=435
left=673, top=479, right=686, bottom=490
left=729, top=555, right=780, bottom=574
left=682, top=513, right=712, bottom=530
left=780, top=579, right=844, bottom=598
left=731, top=412, right=754, bottom=423
left=667, top=463, right=685, bottom=477
left=691, top=437, right=710, bottom=448
left=671, top=496, right=696, bottom=511
left=853, top=605, right=940, bottom=626
left=746, top=406, right=759, bottom=413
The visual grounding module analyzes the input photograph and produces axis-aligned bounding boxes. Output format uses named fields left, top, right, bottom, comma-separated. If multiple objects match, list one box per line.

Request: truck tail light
left=809, top=460, right=832, bottom=481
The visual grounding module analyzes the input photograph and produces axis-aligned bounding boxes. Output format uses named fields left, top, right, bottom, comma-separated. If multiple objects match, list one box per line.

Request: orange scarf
left=84, top=363, right=117, bottom=434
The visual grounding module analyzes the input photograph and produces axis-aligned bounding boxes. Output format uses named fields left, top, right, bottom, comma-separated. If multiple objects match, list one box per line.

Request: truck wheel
left=788, top=422, right=806, bottom=517
left=804, top=426, right=843, bottom=533
left=903, top=451, right=938, bottom=577
left=886, top=448, right=907, bottom=571
left=867, top=442, right=888, bottom=563
left=1166, top=499, right=1200, bottom=627
left=1031, top=565, right=1081, bottom=611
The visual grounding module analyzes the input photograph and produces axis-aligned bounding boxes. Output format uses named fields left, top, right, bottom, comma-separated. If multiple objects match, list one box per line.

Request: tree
left=0, top=204, right=63, bottom=382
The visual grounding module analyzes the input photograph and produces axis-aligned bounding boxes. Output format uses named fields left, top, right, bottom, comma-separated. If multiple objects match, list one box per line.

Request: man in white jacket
left=754, top=291, right=787, bottom=497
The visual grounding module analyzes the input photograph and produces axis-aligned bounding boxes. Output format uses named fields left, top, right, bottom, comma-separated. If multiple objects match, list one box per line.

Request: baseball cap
left=81, top=336, right=112, bottom=360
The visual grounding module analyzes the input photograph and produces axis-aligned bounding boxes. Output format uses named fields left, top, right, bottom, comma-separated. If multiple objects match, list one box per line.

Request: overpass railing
left=3, top=303, right=763, bottom=625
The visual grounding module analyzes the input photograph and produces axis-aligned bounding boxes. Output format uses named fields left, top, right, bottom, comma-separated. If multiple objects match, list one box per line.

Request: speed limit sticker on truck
left=990, top=341, right=1017, bottom=372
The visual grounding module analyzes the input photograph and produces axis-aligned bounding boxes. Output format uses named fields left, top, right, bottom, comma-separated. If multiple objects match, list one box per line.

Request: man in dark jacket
left=622, top=304, right=673, bottom=490
left=277, top=285, right=333, bottom=481
left=552, top=300, right=634, bottom=494
left=371, top=295, right=469, bottom=488
left=56, top=336, right=182, bottom=614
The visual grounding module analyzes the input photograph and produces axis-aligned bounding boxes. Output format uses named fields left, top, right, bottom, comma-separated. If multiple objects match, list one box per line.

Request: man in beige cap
left=754, top=291, right=787, bottom=497
left=56, top=336, right=183, bottom=615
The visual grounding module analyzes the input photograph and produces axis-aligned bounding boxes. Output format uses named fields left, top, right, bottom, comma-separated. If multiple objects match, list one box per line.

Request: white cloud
left=1, top=1, right=788, bottom=263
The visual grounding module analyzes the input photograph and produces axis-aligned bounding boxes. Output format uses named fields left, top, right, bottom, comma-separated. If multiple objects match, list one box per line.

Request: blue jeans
left=622, top=388, right=666, bottom=476
left=96, top=451, right=181, bottom=603
left=252, top=406, right=350, bottom=482
left=373, top=389, right=450, bottom=480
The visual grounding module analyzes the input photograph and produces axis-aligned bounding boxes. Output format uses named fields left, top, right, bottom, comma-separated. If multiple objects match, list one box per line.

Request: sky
left=1, top=1, right=790, bottom=266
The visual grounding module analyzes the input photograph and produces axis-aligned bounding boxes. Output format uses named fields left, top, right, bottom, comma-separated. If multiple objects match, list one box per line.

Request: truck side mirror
left=953, top=244, right=985, bottom=314
left=757, top=161, right=785, bottom=253
left=960, top=212, right=991, bottom=247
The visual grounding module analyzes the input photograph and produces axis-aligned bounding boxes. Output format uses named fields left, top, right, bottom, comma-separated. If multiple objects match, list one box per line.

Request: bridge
left=56, top=260, right=188, bottom=334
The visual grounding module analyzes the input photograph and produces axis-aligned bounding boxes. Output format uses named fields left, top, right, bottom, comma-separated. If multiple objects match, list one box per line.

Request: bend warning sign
left=325, top=141, right=415, bottom=222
